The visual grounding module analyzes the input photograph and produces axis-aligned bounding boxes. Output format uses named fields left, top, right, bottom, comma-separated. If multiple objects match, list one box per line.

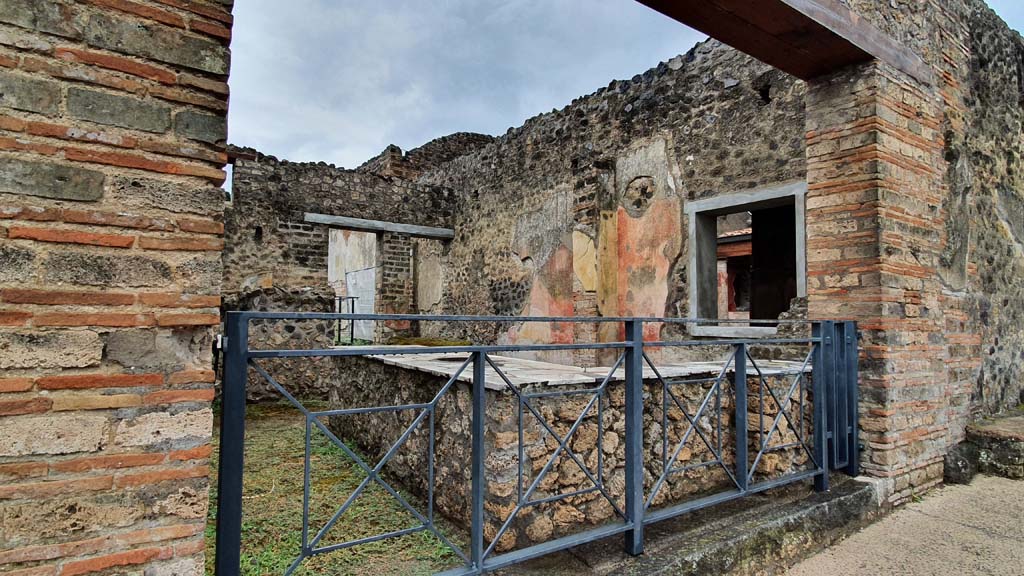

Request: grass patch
left=205, top=403, right=465, bottom=575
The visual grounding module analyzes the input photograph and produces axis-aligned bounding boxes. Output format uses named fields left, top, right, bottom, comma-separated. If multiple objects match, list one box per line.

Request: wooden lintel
left=303, top=212, right=455, bottom=240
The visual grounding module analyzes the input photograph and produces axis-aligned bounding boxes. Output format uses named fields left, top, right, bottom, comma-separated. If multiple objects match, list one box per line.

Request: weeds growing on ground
left=205, top=403, right=463, bottom=575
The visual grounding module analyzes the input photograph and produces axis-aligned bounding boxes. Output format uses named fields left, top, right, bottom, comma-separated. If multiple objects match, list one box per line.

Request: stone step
left=494, top=477, right=884, bottom=576
left=964, top=411, right=1024, bottom=481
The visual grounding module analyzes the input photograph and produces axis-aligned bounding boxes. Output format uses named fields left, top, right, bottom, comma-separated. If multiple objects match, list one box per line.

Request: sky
left=226, top=0, right=1024, bottom=170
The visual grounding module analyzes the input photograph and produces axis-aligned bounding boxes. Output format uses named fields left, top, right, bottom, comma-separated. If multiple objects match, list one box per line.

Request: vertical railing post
left=845, top=321, right=860, bottom=477
left=733, top=342, right=748, bottom=492
left=813, top=321, right=832, bottom=493
left=470, top=350, right=487, bottom=572
left=623, top=319, right=644, bottom=556
left=349, top=296, right=357, bottom=345
left=333, top=296, right=341, bottom=345
left=215, top=312, right=248, bottom=576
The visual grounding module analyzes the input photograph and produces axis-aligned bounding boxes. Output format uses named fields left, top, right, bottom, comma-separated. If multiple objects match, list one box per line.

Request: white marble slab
left=344, top=346, right=811, bottom=391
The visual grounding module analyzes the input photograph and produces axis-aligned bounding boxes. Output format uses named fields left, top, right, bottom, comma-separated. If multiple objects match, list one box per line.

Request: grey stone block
left=108, top=175, right=226, bottom=217
left=84, top=12, right=230, bottom=75
left=0, top=330, right=103, bottom=370
left=0, top=0, right=83, bottom=40
left=0, top=244, right=36, bottom=283
left=67, top=87, right=172, bottom=133
left=174, top=110, right=227, bottom=144
left=943, top=441, right=979, bottom=484
left=45, top=252, right=173, bottom=288
left=106, top=329, right=207, bottom=370
left=0, top=158, right=105, bottom=202
left=0, top=70, right=61, bottom=115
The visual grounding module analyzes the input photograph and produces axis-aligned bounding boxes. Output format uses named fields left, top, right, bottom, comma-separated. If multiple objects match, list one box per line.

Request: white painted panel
left=346, top=267, right=376, bottom=341
left=328, top=229, right=376, bottom=293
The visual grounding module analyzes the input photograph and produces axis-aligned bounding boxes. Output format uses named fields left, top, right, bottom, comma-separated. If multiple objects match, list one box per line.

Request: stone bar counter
left=326, top=350, right=813, bottom=552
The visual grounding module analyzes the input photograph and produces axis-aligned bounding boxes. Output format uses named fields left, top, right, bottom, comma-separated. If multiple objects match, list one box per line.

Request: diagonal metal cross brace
left=481, top=353, right=625, bottom=560
left=745, top=348, right=819, bottom=480
left=644, top=350, right=738, bottom=509
left=488, top=353, right=624, bottom=515
left=663, top=383, right=741, bottom=489
left=249, top=358, right=470, bottom=569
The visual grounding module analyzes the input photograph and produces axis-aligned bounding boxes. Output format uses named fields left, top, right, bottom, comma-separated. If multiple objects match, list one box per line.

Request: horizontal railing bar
left=645, top=338, right=820, bottom=347
left=662, top=375, right=727, bottom=386
left=309, top=524, right=428, bottom=556
left=643, top=488, right=742, bottom=525
left=247, top=342, right=632, bottom=358
left=230, top=311, right=818, bottom=325
left=309, top=403, right=432, bottom=417
left=759, top=441, right=805, bottom=453
left=247, top=340, right=821, bottom=358
left=438, top=469, right=828, bottom=574
left=644, top=467, right=824, bottom=525
left=749, top=369, right=812, bottom=378
left=432, top=520, right=630, bottom=573
left=746, top=468, right=822, bottom=493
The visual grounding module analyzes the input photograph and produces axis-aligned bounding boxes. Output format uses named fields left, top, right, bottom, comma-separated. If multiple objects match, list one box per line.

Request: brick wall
left=0, top=1, right=231, bottom=574
left=806, top=60, right=948, bottom=501
left=806, top=0, right=1024, bottom=503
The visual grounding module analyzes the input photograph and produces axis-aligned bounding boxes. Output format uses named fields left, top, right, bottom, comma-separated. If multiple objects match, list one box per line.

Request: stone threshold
left=494, top=476, right=886, bottom=575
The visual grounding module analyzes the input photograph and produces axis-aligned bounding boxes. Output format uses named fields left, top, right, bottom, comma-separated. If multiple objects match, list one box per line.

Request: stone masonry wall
left=417, top=40, right=807, bottom=349
left=357, top=132, right=495, bottom=180
left=412, top=2, right=1024, bottom=501
left=224, top=146, right=456, bottom=303
left=0, top=1, right=232, bottom=575
left=223, top=148, right=470, bottom=397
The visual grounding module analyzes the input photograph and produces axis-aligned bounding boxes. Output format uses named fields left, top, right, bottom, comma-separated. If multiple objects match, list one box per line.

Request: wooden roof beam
left=637, top=0, right=934, bottom=85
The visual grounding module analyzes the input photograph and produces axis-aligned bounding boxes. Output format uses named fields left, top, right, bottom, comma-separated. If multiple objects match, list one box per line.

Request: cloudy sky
left=227, top=0, right=1024, bottom=170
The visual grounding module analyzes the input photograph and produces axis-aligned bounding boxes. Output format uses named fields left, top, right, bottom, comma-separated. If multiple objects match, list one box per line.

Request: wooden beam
left=303, top=212, right=455, bottom=240
left=717, top=240, right=752, bottom=259
left=636, top=0, right=933, bottom=85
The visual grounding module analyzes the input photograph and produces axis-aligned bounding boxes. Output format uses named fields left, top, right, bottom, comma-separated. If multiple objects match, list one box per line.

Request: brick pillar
left=376, top=232, right=416, bottom=340
left=0, top=1, right=231, bottom=574
left=806, top=61, right=948, bottom=503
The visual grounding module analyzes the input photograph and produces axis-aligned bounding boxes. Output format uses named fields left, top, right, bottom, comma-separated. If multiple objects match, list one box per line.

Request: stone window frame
left=685, top=180, right=807, bottom=338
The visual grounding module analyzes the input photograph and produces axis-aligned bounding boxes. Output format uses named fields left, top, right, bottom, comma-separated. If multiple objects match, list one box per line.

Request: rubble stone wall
left=224, top=147, right=456, bottom=302
left=0, top=1, right=232, bottom=574
left=327, top=355, right=813, bottom=552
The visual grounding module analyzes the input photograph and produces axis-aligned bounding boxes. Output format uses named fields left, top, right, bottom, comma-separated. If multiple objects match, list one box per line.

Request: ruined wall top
left=357, top=132, right=495, bottom=179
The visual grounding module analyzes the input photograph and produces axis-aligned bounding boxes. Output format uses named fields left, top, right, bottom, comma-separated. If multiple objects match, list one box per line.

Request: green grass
left=205, top=403, right=465, bottom=575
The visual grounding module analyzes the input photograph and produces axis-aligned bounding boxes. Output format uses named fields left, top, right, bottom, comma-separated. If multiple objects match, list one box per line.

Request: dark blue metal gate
left=214, top=314, right=859, bottom=575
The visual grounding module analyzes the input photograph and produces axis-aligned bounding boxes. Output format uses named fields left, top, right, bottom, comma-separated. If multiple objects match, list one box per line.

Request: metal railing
left=214, top=313, right=859, bottom=575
